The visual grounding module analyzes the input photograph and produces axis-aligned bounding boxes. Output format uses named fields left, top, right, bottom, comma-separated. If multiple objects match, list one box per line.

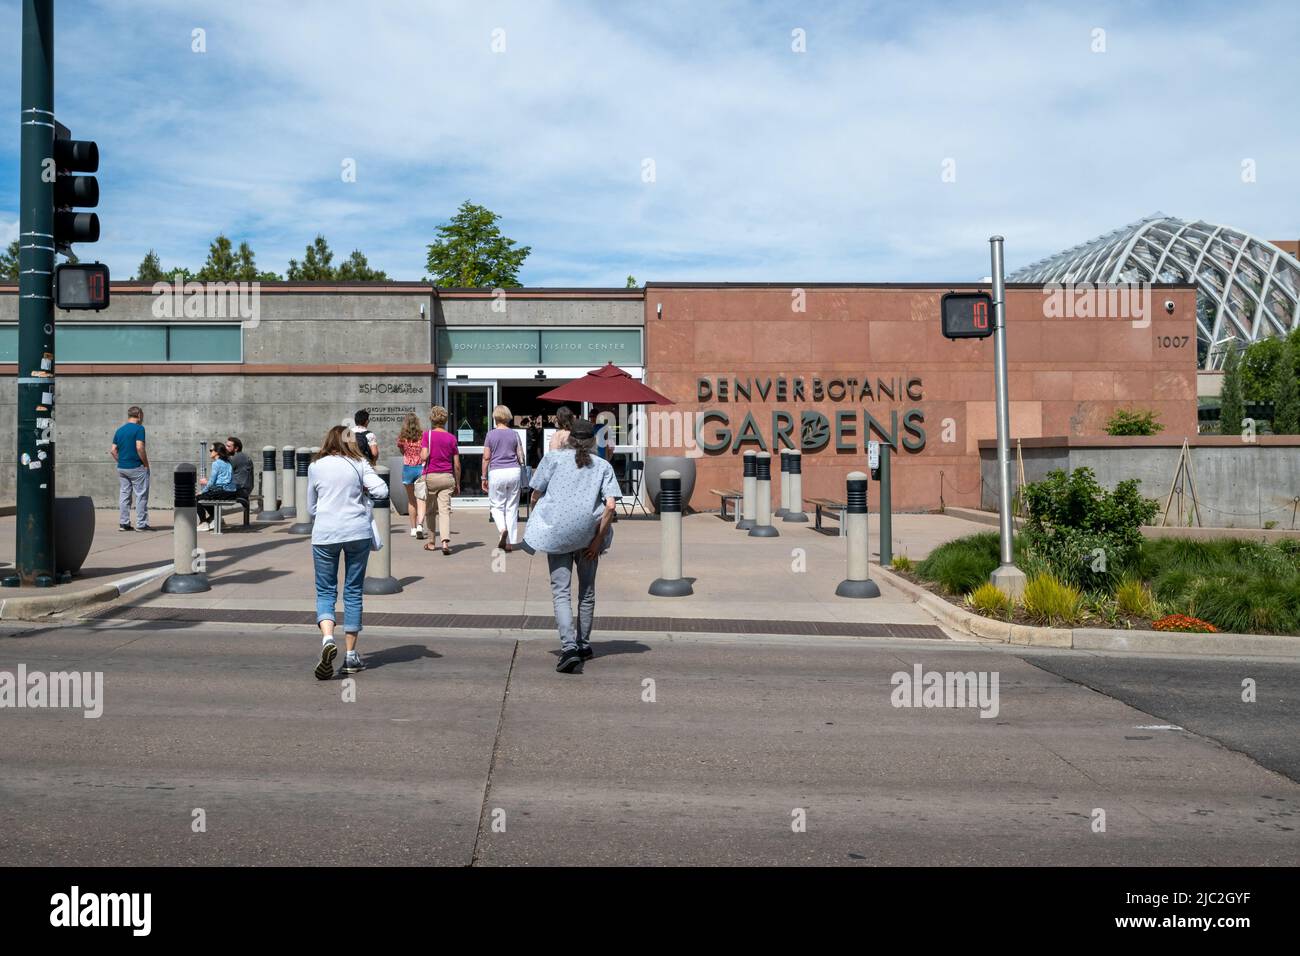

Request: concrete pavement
left=1, top=620, right=1296, bottom=866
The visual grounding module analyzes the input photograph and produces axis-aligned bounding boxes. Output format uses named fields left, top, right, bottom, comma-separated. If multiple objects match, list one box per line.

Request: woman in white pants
left=481, top=404, right=525, bottom=552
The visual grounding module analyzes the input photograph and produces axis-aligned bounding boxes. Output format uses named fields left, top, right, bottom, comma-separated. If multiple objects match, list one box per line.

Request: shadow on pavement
left=546, top=639, right=651, bottom=658
left=363, top=643, right=443, bottom=670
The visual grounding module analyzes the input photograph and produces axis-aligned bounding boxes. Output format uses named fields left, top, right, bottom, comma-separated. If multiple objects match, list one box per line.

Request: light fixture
left=534, top=369, right=547, bottom=381
left=656, top=302, right=663, bottom=318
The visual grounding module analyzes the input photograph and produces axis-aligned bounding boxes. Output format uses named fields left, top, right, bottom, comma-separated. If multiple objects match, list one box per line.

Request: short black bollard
left=279, top=445, right=297, bottom=520
left=364, top=465, right=401, bottom=595
left=649, top=470, right=692, bottom=596
left=288, top=448, right=314, bottom=534
left=836, top=471, right=880, bottom=598
left=162, top=463, right=211, bottom=594
left=257, top=445, right=282, bottom=521
left=748, top=451, right=779, bottom=537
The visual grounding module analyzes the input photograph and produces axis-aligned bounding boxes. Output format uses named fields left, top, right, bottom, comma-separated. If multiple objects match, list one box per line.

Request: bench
left=197, top=492, right=255, bottom=534
left=805, top=497, right=848, bottom=535
left=710, top=488, right=744, bottom=521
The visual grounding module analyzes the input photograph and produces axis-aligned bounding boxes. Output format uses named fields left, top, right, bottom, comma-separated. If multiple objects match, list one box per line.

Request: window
left=0, top=325, right=242, bottom=363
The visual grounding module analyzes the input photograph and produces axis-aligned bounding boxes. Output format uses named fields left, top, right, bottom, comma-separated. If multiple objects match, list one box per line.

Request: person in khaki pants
left=420, top=405, right=461, bottom=555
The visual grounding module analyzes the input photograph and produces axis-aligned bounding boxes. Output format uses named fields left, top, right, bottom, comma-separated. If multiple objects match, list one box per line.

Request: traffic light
left=940, top=291, right=994, bottom=340
left=53, top=121, right=100, bottom=250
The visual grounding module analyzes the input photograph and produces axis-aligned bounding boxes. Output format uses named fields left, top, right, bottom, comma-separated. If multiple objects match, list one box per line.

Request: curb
left=0, top=563, right=171, bottom=622
left=869, top=563, right=1300, bottom=658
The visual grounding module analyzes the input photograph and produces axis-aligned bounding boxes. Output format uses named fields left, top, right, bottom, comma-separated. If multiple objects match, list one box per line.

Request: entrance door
left=442, top=381, right=496, bottom=500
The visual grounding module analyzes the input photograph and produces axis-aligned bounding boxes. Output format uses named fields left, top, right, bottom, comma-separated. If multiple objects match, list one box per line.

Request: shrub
left=969, top=582, right=1013, bottom=619
left=1020, top=467, right=1159, bottom=591
left=1022, top=573, right=1084, bottom=626
left=1152, top=614, right=1218, bottom=633
left=1115, top=577, right=1155, bottom=618
left=1188, top=573, right=1300, bottom=635
left=891, top=555, right=914, bottom=573
left=1106, top=408, right=1164, bottom=436
left=915, top=533, right=1005, bottom=594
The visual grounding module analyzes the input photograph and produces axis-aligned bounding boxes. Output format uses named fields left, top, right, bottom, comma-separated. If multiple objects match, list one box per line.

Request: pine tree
left=336, top=250, right=388, bottom=281
left=0, top=239, right=19, bottom=281
left=1218, top=343, right=1246, bottom=437
left=1272, top=338, right=1300, bottom=435
left=135, top=249, right=166, bottom=282
left=287, top=235, right=335, bottom=280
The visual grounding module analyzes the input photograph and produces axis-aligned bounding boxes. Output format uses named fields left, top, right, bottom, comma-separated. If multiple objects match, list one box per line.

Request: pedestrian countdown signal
left=941, top=291, right=995, bottom=339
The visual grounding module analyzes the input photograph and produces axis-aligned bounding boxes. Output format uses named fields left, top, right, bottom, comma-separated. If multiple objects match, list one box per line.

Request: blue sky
left=1, top=0, right=1296, bottom=284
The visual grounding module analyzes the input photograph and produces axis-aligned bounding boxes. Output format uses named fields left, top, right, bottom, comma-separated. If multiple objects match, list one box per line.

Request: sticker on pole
left=867, top=440, right=880, bottom=471
left=941, top=291, right=994, bottom=339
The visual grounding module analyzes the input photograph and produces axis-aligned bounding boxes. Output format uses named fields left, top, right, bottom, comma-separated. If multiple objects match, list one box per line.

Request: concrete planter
left=645, top=456, right=696, bottom=513
left=54, top=496, right=95, bottom=575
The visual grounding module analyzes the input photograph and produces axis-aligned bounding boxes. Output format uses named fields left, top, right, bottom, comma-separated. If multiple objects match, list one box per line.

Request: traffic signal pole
left=10, top=0, right=57, bottom=587
left=988, top=236, right=1026, bottom=599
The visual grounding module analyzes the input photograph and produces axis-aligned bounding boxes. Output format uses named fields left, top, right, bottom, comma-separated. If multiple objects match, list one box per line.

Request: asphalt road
left=1, top=620, right=1296, bottom=866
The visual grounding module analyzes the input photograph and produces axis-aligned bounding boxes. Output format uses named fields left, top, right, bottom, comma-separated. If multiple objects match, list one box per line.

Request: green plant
left=1115, top=576, right=1156, bottom=618
left=968, top=582, right=1013, bottom=619
left=1218, top=344, right=1245, bottom=438
left=1188, top=573, right=1300, bottom=635
left=915, top=533, right=1006, bottom=595
left=891, top=555, right=914, bottom=573
left=1022, top=573, right=1084, bottom=626
left=1020, top=467, right=1159, bottom=591
left=1105, top=408, right=1164, bottom=436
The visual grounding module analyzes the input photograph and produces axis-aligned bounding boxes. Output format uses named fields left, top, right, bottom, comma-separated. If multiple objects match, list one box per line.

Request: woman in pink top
left=420, top=405, right=461, bottom=555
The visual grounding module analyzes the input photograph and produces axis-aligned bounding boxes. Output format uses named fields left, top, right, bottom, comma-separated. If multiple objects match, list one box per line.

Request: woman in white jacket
left=308, top=424, right=388, bottom=680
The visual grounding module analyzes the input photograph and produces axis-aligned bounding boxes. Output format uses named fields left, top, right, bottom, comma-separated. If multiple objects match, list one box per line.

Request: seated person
left=226, top=436, right=254, bottom=496
left=197, top=442, right=239, bottom=531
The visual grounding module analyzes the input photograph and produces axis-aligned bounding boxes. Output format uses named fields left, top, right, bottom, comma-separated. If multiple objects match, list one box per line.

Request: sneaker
left=415, top=527, right=426, bottom=540
left=195, top=521, right=210, bottom=532
left=556, top=648, right=584, bottom=674
left=409, top=528, right=419, bottom=537
left=341, top=651, right=365, bottom=674
left=118, top=523, right=134, bottom=532
left=136, top=525, right=156, bottom=532
left=579, top=645, right=594, bottom=661
left=314, top=641, right=338, bottom=681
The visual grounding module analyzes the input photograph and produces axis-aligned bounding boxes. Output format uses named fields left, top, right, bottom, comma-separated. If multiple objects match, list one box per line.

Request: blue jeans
left=313, top=538, right=371, bottom=634
left=546, top=550, right=599, bottom=652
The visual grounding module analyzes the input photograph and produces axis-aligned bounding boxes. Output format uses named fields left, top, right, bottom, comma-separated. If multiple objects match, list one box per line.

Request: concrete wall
left=433, top=290, right=643, bottom=329
left=980, top=437, right=1300, bottom=529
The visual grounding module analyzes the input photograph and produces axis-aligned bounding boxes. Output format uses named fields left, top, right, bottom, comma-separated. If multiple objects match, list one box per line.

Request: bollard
left=364, top=465, right=402, bottom=595
left=649, top=470, right=692, bottom=596
left=783, top=448, right=808, bottom=522
left=279, top=445, right=297, bottom=519
left=161, top=463, right=211, bottom=593
left=836, top=471, right=880, bottom=598
left=879, top=442, right=893, bottom=567
left=775, top=448, right=790, bottom=518
left=257, top=445, right=282, bottom=521
left=736, top=450, right=757, bottom=531
left=288, top=448, right=314, bottom=534
left=748, top=451, right=780, bottom=537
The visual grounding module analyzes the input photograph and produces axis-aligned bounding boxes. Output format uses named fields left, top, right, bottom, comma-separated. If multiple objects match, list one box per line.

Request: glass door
left=442, top=380, right=496, bottom=500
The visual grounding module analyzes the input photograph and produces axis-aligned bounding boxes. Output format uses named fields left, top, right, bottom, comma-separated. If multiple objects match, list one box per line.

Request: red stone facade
left=644, top=283, right=1200, bottom=513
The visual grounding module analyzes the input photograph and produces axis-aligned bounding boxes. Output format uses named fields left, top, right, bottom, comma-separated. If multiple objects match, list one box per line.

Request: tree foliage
left=1105, top=407, right=1164, bottom=436
left=287, top=235, right=388, bottom=281
left=1217, top=344, right=1245, bottom=437
left=425, top=201, right=530, bottom=287
left=0, top=239, right=18, bottom=282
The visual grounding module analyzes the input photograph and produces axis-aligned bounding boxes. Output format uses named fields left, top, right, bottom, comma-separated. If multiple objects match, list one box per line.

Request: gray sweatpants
left=546, top=550, right=598, bottom=652
left=118, top=466, right=150, bottom=527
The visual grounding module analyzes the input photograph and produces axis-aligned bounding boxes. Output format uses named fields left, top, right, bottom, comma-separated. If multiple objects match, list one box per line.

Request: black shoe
left=579, top=646, right=594, bottom=661
left=136, top=525, right=156, bottom=531
left=556, top=649, right=584, bottom=674
left=118, top=523, right=134, bottom=532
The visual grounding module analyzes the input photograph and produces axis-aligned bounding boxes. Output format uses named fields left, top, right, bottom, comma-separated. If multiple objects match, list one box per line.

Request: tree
left=625, top=274, right=637, bottom=288
left=1218, top=343, right=1246, bottom=437
left=1240, top=337, right=1283, bottom=402
left=425, top=201, right=530, bottom=287
left=287, top=234, right=335, bottom=280
left=0, top=239, right=18, bottom=282
left=135, top=250, right=166, bottom=282
left=336, top=249, right=388, bottom=281
left=196, top=235, right=279, bottom=281
left=1105, top=407, right=1164, bottom=436
left=1273, top=338, right=1300, bottom=435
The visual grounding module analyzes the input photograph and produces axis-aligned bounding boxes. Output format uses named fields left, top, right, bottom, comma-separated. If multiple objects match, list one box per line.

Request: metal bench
left=197, top=493, right=254, bottom=534
left=804, top=497, right=847, bottom=535
left=710, top=487, right=744, bottom=521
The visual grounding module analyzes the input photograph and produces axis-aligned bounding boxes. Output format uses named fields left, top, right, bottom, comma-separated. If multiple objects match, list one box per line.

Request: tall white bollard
left=836, top=471, right=880, bottom=598
left=783, top=449, right=808, bottom=523
left=161, top=464, right=211, bottom=593
left=649, top=469, right=692, bottom=596
left=279, top=445, right=297, bottom=519
left=288, top=448, right=314, bottom=534
left=364, top=465, right=402, bottom=594
left=736, top=450, right=757, bottom=531
left=775, top=448, right=790, bottom=518
left=257, top=445, right=281, bottom=521
left=748, top=451, right=779, bottom=537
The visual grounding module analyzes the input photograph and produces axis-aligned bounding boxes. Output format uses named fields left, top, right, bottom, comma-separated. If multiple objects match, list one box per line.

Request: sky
left=1, top=0, right=1296, bottom=285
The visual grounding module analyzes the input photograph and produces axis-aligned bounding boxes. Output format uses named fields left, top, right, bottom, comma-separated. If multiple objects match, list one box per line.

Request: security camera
left=1163, top=300, right=1175, bottom=314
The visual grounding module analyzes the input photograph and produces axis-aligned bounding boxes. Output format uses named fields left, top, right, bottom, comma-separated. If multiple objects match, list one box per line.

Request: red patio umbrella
left=536, top=362, right=675, bottom=405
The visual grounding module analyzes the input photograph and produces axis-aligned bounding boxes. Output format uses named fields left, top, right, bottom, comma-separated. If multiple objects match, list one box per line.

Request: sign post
left=987, top=237, right=1027, bottom=599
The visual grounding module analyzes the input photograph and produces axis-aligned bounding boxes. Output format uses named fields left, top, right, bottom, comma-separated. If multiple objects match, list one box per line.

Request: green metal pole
left=878, top=443, right=892, bottom=567
left=10, top=0, right=57, bottom=588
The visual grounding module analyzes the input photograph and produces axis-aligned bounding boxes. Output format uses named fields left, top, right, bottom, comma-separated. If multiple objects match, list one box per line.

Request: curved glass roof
left=1010, top=214, right=1300, bottom=369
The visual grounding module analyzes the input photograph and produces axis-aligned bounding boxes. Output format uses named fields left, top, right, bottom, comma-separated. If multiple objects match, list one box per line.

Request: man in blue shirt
left=111, top=406, right=151, bottom=531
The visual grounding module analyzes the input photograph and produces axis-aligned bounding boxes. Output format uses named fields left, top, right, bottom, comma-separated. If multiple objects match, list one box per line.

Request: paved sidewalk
left=15, top=508, right=992, bottom=632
